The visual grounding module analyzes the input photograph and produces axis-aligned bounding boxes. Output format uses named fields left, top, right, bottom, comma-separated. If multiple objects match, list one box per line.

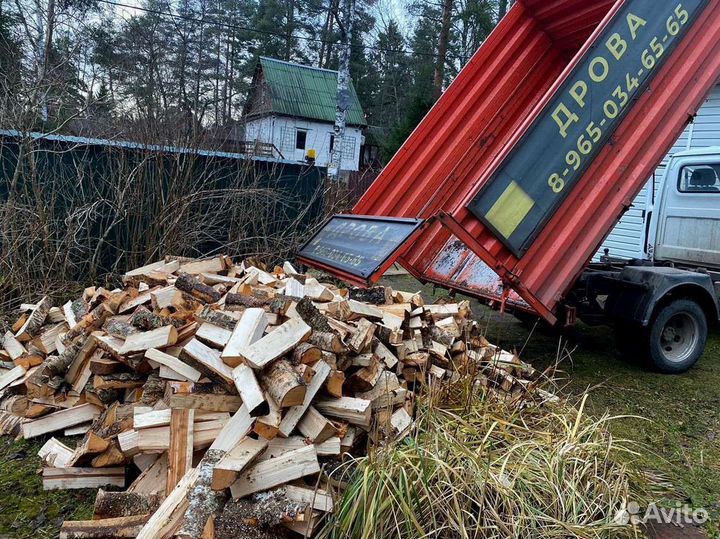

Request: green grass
left=0, top=436, right=95, bottom=538
left=383, top=274, right=720, bottom=523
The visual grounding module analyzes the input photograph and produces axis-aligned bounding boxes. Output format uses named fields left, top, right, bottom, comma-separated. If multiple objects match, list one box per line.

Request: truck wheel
left=647, top=299, right=707, bottom=373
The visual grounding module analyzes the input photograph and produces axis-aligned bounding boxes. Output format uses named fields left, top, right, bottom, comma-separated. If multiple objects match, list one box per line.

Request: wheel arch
left=649, top=283, right=719, bottom=328
left=604, top=266, right=719, bottom=327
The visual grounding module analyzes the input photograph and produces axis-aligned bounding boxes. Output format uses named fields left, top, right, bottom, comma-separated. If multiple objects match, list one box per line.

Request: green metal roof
left=258, top=57, right=366, bottom=126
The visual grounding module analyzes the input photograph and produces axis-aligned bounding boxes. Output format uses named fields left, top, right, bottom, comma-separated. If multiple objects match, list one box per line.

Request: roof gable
left=249, top=57, right=366, bottom=126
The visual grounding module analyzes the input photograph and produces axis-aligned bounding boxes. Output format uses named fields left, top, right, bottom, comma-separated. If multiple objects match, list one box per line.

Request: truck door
left=655, top=157, right=720, bottom=269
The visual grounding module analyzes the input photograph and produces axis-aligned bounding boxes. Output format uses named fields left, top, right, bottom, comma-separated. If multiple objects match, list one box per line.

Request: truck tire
left=647, top=299, right=708, bottom=373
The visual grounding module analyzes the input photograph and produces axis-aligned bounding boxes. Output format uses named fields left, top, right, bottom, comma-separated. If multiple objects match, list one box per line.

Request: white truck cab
left=648, top=148, right=720, bottom=270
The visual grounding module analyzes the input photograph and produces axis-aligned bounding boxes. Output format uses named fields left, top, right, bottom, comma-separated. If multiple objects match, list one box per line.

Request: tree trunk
left=433, top=0, right=453, bottom=100
left=327, top=0, right=355, bottom=179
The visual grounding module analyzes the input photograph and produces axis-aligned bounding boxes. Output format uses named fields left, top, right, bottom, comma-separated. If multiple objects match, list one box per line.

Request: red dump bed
left=299, top=0, right=720, bottom=325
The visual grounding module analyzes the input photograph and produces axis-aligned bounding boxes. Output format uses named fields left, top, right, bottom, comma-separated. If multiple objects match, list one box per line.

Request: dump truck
left=298, top=0, right=720, bottom=373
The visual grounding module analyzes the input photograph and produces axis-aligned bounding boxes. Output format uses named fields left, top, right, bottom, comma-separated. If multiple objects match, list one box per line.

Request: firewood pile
left=0, top=255, right=541, bottom=539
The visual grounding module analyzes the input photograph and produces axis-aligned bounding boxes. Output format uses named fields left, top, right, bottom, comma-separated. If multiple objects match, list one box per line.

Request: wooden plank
left=0, top=365, right=26, bottom=391
left=278, top=360, right=330, bottom=438
left=180, top=338, right=234, bottom=386
left=167, top=393, right=242, bottom=413
left=145, top=348, right=201, bottom=382
left=137, top=419, right=227, bottom=452
left=195, top=323, right=232, bottom=349
left=237, top=317, right=311, bottom=369
left=229, top=445, right=320, bottom=499
left=22, top=403, right=101, bottom=439
left=135, top=467, right=200, bottom=539
left=59, top=514, right=149, bottom=539
left=221, top=308, right=267, bottom=367
left=231, top=364, right=267, bottom=416
left=133, top=409, right=228, bottom=430
left=211, top=438, right=268, bottom=490
left=167, top=409, right=194, bottom=495
left=43, top=467, right=124, bottom=490
left=315, top=397, right=371, bottom=427
left=119, top=326, right=177, bottom=355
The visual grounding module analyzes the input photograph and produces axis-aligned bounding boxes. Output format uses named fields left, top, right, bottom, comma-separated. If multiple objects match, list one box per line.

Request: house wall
left=595, top=82, right=720, bottom=261
left=245, top=115, right=363, bottom=171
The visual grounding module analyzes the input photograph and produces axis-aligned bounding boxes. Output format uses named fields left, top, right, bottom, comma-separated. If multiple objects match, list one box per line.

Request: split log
left=195, top=323, right=232, bottom=350
left=231, top=364, right=267, bottom=416
left=195, top=307, right=238, bottom=332
left=136, top=467, right=201, bottom=539
left=91, top=442, right=126, bottom=468
left=348, top=318, right=376, bottom=353
left=295, top=298, right=334, bottom=333
left=127, top=453, right=168, bottom=495
left=175, top=273, right=222, bottom=303
left=0, top=365, right=26, bottom=391
left=119, top=326, right=178, bottom=355
left=23, top=403, right=101, bottom=439
left=309, top=331, right=345, bottom=353
left=15, top=296, right=52, bottom=341
left=59, top=514, right=149, bottom=539
left=261, top=360, right=306, bottom=408
left=38, top=437, right=74, bottom=468
left=324, top=370, right=345, bottom=398
left=43, top=467, right=124, bottom=490
left=229, top=445, right=320, bottom=499
left=237, top=318, right=311, bottom=370
left=93, top=489, right=164, bottom=519
left=297, top=406, right=336, bottom=443
left=221, top=308, right=267, bottom=367
left=2, top=330, right=27, bottom=360
left=180, top=338, right=234, bottom=388
left=254, top=393, right=281, bottom=440
left=277, top=360, right=330, bottom=437
left=315, top=397, right=372, bottom=427
left=211, top=437, right=268, bottom=490
left=145, top=348, right=202, bottom=382
left=291, top=342, right=322, bottom=365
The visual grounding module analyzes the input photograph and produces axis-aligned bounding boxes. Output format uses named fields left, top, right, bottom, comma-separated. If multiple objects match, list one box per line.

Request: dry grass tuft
left=323, top=381, right=660, bottom=539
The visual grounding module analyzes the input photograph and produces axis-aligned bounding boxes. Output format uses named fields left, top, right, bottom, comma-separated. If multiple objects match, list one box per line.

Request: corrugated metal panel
left=595, top=83, right=720, bottom=261
left=259, top=57, right=366, bottom=126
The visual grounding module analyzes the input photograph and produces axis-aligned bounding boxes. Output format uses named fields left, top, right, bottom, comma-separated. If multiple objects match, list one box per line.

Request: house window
left=329, top=134, right=335, bottom=152
left=295, top=129, right=307, bottom=150
left=342, top=137, right=356, bottom=160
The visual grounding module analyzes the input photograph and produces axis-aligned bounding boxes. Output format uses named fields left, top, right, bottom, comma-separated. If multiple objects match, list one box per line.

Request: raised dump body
left=299, top=0, right=720, bottom=326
